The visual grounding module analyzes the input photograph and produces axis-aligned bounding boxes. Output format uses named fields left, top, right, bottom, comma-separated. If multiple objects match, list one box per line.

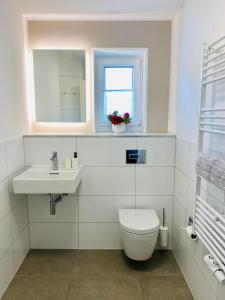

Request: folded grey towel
left=196, top=153, right=215, bottom=181
left=196, top=153, right=225, bottom=190
left=210, top=158, right=225, bottom=190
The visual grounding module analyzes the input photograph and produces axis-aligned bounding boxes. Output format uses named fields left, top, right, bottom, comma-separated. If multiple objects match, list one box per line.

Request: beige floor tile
left=16, top=250, right=79, bottom=276
left=76, top=250, right=182, bottom=277
left=2, top=275, right=72, bottom=300
left=141, top=276, right=194, bottom=300
left=3, top=250, right=193, bottom=300
left=67, top=274, right=143, bottom=300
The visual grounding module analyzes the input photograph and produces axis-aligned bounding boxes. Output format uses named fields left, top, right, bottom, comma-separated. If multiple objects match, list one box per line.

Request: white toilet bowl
left=119, top=209, right=159, bottom=261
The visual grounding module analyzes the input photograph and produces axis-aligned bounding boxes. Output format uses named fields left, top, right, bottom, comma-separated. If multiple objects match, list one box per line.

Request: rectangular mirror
left=33, top=49, right=86, bottom=123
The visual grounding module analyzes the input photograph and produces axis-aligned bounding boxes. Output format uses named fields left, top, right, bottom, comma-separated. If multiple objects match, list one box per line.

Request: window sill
left=23, top=132, right=175, bottom=138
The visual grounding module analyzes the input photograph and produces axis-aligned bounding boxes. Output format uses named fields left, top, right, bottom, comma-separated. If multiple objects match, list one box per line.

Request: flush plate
left=126, top=150, right=146, bottom=164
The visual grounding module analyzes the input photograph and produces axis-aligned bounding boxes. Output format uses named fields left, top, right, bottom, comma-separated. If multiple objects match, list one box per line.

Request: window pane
left=104, top=91, right=133, bottom=117
left=105, top=67, right=133, bottom=90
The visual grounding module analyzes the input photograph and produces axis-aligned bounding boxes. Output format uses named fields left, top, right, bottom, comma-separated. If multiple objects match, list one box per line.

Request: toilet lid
left=119, top=209, right=159, bottom=234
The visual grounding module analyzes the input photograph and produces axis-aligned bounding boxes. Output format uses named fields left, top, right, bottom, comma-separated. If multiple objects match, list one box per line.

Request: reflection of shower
left=59, top=77, right=82, bottom=122
left=57, top=50, right=86, bottom=123
left=33, top=49, right=86, bottom=122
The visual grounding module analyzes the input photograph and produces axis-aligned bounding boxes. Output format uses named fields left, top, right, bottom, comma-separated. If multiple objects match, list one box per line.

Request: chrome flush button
left=126, top=150, right=146, bottom=164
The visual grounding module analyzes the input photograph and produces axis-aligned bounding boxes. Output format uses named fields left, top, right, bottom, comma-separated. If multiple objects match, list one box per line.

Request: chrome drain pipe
left=50, top=194, right=62, bottom=215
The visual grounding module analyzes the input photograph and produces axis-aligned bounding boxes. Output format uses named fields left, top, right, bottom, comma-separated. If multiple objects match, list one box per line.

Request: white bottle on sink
left=71, top=152, right=80, bottom=169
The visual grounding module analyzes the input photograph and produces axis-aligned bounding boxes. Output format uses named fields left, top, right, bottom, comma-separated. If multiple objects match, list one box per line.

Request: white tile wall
left=24, top=137, right=76, bottom=166
left=0, top=138, right=29, bottom=298
left=137, top=137, right=175, bottom=166
left=5, top=138, right=25, bottom=176
left=174, top=168, right=188, bottom=208
left=79, top=167, right=135, bottom=196
left=173, top=226, right=216, bottom=300
left=175, top=138, right=190, bottom=175
left=186, top=230, right=218, bottom=295
left=136, top=167, right=174, bottom=195
left=28, top=195, right=78, bottom=223
left=13, top=226, right=30, bottom=273
left=8, top=169, right=26, bottom=209
left=25, top=136, right=175, bottom=251
left=0, top=249, right=14, bottom=297
left=29, top=223, right=78, bottom=249
left=79, top=223, right=121, bottom=249
left=173, top=138, right=225, bottom=300
left=77, top=137, right=136, bottom=166
left=173, top=197, right=186, bottom=242
left=217, top=285, right=225, bottom=300
left=0, top=214, right=12, bottom=259
left=187, top=178, right=196, bottom=216
left=10, top=198, right=28, bottom=241
left=0, top=143, right=7, bottom=181
left=172, top=225, right=187, bottom=270
left=136, top=195, right=173, bottom=224
left=79, top=196, right=135, bottom=222
left=0, top=179, right=11, bottom=221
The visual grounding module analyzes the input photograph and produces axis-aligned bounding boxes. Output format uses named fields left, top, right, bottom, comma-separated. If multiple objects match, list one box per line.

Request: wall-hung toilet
left=119, top=209, right=160, bottom=261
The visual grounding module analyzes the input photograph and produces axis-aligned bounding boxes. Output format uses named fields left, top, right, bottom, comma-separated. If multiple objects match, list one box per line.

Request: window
left=104, top=67, right=133, bottom=116
left=94, top=49, right=147, bottom=132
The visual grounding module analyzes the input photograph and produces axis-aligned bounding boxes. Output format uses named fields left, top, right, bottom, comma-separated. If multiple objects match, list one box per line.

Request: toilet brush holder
left=159, top=226, right=168, bottom=248
left=159, top=208, right=168, bottom=248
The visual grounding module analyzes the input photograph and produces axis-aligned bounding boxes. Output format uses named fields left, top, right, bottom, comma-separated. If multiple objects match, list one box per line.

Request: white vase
left=112, top=123, right=126, bottom=134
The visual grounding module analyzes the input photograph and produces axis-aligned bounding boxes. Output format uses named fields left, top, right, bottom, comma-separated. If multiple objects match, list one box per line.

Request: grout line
left=24, top=134, right=176, bottom=138
left=174, top=195, right=188, bottom=214
left=78, top=194, right=174, bottom=197
left=139, top=276, right=145, bottom=300
left=65, top=281, right=72, bottom=300
left=77, top=192, right=80, bottom=249
left=135, top=137, right=137, bottom=208
left=0, top=207, right=11, bottom=224
left=26, top=196, right=32, bottom=250
left=28, top=194, right=174, bottom=197
left=171, top=139, right=177, bottom=248
left=81, top=165, right=175, bottom=167
left=29, top=221, right=118, bottom=224
left=22, top=136, right=26, bottom=167
left=28, top=221, right=172, bottom=225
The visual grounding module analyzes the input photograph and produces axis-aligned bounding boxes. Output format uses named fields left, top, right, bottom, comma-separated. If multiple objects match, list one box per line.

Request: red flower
left=111, top=115, right=123, bottom=125
left=107, top=111, right=131, bottom=125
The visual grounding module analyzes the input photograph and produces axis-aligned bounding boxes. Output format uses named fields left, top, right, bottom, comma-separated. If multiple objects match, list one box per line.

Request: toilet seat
left=119, top=209, right=159, bottom=235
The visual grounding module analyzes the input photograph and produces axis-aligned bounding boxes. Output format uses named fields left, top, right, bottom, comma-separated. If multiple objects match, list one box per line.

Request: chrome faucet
left=50, top=151, right=58, bottom=172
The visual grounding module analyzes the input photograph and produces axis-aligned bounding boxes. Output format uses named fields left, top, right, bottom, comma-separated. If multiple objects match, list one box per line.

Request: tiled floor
left=3, top=250, right=193, bottom=300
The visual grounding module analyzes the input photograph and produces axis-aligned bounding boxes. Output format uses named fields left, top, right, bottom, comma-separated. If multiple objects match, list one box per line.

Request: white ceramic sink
left=13, top=167, right=82, bottom=194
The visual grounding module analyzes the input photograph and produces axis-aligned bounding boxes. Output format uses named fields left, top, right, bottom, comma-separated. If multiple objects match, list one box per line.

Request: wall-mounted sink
left=13, top=167, right=82, bottom=194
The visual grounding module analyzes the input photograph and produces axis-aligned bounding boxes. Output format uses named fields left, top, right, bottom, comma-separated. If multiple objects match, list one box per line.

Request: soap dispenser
left=71, top=152, right=79, bottom=169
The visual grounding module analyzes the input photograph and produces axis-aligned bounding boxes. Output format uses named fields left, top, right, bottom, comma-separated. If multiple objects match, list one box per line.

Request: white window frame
left=94, top=49, right=148, bottom=133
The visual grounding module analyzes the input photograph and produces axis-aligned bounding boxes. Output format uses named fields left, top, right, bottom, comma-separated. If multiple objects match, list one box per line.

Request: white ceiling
left=14, top=0, right=185, bottom=14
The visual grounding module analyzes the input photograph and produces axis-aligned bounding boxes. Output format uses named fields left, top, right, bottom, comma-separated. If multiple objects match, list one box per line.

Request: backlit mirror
left=33, top=49, right=86, bottom=122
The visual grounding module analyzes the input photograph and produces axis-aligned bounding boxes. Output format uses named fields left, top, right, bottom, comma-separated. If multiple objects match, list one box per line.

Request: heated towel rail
left=193, top=35, right=225, bottom=283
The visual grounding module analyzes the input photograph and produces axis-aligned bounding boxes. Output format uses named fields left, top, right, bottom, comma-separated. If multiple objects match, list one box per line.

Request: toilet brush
left=159, top=208, right=168, bottom=248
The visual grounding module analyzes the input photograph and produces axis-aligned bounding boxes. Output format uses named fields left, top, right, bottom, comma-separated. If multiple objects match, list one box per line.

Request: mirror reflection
left=33, top=49, right=86, bottom=123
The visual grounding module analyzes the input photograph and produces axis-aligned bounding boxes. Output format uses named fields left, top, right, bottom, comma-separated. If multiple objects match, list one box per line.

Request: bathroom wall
left=24, top=135, right=175, bottom=249
left=0, top=1, right=30, bottom=297
left=27, top=20, right=171, bottom=133
left=173, top=0, right=225, bottom=299
left=0, top=138, right=29, bottom=297
left=0, top=1, right=27, bottom=141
